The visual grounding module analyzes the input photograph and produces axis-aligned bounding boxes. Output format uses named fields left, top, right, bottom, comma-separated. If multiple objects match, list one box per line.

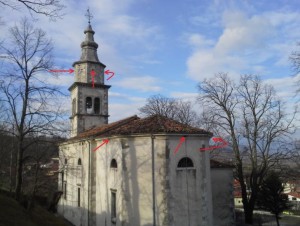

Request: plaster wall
left=95, top=136, right=165, bottom=226
left=58, top=142, right=90, bottom=226
left=70, top=84, right=108, bottom=136
left=168, top=136, right=213, bottom=226
left=58, top=134, right=214, bottom=226
left=211, top=168, right=235, bottom=226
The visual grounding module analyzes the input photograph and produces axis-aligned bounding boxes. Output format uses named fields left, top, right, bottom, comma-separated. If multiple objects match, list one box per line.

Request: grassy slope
left=0, top=194, right=69, bottom=226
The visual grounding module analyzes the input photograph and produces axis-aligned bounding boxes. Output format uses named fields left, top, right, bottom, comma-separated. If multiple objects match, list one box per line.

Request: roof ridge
left=75, top=115, right=139, bottom=139
left=92, top=115, right=139, bottom=137
left=147, top=114, right=211, bottom=133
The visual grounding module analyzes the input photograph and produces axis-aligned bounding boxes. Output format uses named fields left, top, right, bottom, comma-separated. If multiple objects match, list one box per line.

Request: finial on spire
left=85, top=8, right=93, bottom=24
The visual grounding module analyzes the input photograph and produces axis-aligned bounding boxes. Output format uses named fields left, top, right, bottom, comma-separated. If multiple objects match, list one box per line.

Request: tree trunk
left=237, top=162, right=255, bottom=224
left=275, top=214, right=280, bottom=226
left=244, top=204, right=253, bottom=224
left=28, top=162, right=39, bottom=210
left=15, top=141, right=23, bottom=201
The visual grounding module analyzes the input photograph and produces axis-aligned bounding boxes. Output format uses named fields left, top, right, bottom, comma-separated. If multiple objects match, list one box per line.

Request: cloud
left=215, top=11, right=274, bottom=55
left=35, top=72, right=73, bottom=88
left=109, top=91, right=146, bottom=102
left=186, top=10, right=300, bottom=81
left=0, top=0, right=162, bottom=80
left=186, top=33, right=214, bottom=49
left=109, top=102, right=141, bottom=122
left=264, top=74, right=300, bottom=101
left=170, top=92, right=198, bottom=100
left=113, top=76, right=161, bottom=92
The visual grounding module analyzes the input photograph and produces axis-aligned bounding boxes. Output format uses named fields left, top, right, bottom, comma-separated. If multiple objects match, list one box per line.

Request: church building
left=57, top=21, right=235, bottom=226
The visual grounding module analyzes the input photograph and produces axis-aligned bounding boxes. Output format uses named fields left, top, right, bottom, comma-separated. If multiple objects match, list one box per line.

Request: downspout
left=87, top=140, right=91, bottom=226
left=151, top=135, right=156, bottom=226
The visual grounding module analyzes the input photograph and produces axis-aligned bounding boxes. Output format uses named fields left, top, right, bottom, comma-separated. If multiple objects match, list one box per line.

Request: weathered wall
left=58, top=134, right=214, bottom=226
left=70, top=84, right=108, bottom=137
left=167, top=136, right=213, bottom=226
left=94, top=136, right=166, bottom=226
left=58, top=141, right=90, bottom=226
left=211, top=168, right=235, bottom=226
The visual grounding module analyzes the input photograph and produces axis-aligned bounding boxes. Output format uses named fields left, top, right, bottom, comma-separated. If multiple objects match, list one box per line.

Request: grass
left=0, top=193, right=70, bottom=226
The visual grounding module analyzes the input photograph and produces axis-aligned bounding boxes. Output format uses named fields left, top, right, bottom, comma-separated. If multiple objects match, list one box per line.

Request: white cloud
left=109, top=91, right=146, bottom=102
left=109, top=102, right=140, bottom=122
left=215, top=11, right=274, bottom=55
left=0, top=0, right=162, bottom=81
left=170, top=92, right=198, bottom=100
left=264, top=74, right=300, bottom=101
left=186, top=10, right=300, bottom=81
left=187, top=34, right=214, bottom=49
left=113, top=76, right=161, bottom=92
left=187, top=50, right=243, bottom=80
left=35, top=72, right=73, bottom=88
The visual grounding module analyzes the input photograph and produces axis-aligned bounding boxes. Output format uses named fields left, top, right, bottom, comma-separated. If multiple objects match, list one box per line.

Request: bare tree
left=139, top=94, right=198, bottom=126
left=198, top=73, right=296, bottom=224
left=0, top=0, right=64, bottom=19
left=21, top=136, right=60, bottom=210
left=0, top=18, right=66, bottom=201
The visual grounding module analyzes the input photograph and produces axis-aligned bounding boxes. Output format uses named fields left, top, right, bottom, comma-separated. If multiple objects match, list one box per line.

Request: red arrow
left=93, top=139, right=109, bottom=152
left=104, top=70, right=115, bottom=80
left=199, top=137, right=228, bottom=151
left=49, top=69, right=74, bottom=74
left=173, top=136, right=186, bottom=154
left=90, top=69, right=96, bottom=88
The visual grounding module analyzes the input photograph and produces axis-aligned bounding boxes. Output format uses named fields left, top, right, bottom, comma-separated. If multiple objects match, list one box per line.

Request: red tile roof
left=73, top=115, right=212, bottom=140
left=234, top=191, right=242, bottom=198
left=75, top=115, right=139, bottom=139
left=288, top=192, right=300, bottom=199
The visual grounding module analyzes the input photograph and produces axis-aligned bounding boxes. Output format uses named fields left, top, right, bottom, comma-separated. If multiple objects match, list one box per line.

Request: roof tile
left=73, top=115, right=212, bottom=140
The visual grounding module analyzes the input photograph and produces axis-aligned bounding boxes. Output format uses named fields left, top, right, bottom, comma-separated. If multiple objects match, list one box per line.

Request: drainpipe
left=151, top=135, right=156, bottom=226
left=87, top=140, right=91, bottom=226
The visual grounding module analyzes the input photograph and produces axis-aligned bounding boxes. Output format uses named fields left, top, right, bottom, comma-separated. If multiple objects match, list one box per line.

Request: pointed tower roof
left=72, top=23, right=105, bottom=67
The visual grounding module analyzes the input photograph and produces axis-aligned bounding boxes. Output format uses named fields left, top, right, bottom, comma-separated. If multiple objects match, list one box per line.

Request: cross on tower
left=85, top=8, right=93, bottom=24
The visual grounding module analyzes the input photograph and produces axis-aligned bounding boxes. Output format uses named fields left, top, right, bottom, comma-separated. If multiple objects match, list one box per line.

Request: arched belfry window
left=110, top=159, right=117, bottom=169
left=94, top=97, right=100, bottom=114
left=78, top=158, right=82, bottom=165
left=86, top=97, right=93, bottom=114
left=72, top=98, right=76, bottom=115
left=177, top=157, right=194, bottom=168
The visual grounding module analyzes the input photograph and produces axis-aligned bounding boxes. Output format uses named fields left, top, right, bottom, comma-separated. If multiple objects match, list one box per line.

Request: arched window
left=94, top=97, right=100, bottom=114
left=78, top=158, right=82, bottom=165
left=64, top=158, right=67, bottom=165
left=72, top=98, right=76, bottom=115
left=86, top=97, right=93, bottom=113
left=110, top=159, right=117, bottom=169
left=177, top=157, right=194, bottom=168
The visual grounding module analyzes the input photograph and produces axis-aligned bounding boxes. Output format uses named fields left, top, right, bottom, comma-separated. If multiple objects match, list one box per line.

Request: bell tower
left=69, top=11, right=110, bottom=137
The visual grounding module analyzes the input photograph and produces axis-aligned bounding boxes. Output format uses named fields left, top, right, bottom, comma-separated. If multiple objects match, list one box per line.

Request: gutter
left=151, top=135, right=156, bottom=226
left=59, top=133, right=212, bottom=146
left=87, top=140, right=91, bottom=226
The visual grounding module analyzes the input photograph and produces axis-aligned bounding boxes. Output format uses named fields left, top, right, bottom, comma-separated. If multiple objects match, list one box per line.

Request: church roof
left=74, top=115, right=212, bottom=140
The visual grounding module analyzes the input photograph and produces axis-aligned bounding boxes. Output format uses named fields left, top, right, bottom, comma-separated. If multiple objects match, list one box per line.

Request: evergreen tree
left=257, top=172, right=290, bottom=226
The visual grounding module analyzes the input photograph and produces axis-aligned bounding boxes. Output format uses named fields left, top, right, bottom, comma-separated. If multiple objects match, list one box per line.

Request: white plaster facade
left=58, top=134, right=214, bottom=226
left=211, top=167, right=235, bottom=226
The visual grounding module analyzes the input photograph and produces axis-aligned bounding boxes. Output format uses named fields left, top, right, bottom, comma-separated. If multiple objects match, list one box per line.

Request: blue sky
left=1, top=0, right=300, bottom=122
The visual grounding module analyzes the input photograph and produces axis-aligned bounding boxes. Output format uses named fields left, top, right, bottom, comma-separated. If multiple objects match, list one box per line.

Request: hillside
left=0, top=194, right=70, bottom=226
